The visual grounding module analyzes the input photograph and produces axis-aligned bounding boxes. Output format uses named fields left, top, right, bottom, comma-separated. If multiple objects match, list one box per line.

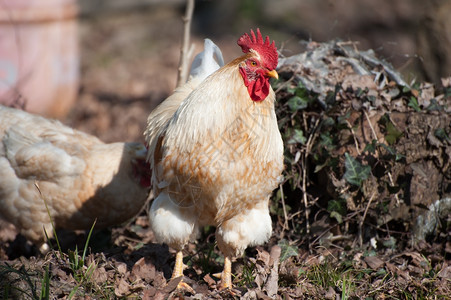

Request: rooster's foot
left=212, top=256, right=233, bottom=291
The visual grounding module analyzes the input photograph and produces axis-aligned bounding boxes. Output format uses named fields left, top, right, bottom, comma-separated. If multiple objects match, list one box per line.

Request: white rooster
left=145, top=30, right=283, bottom=291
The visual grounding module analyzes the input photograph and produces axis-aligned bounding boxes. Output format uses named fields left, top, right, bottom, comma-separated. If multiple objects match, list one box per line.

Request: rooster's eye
left=250, top=61, right=257, bottom=67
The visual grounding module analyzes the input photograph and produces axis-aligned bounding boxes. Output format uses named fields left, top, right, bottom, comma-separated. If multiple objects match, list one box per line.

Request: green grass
left=1, top=183, right=118, bottom=299
left=0, top=263, right=40, bottom=299
left=306, top=261, right=357, bottom=298
left=237, top=260, right=257, bottom=288
left=0, top=217, right=99, bottom=299
left=40, top=265, right=50, bottom=300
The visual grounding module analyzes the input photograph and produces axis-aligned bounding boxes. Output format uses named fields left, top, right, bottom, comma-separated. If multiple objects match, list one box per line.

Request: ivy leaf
left=379, top=144, right=405, bottom=161
left=363, top=139, right=378, bottom=154
left=288, top=129, right=306, bottom=145
left=426, top=99, right=443, bottom=111
left=319, top=132, right=334, bottom=149
left=278, top=239, right=299, bottom=262
left=445, top=86, right=451, bottom=98
left=327, top=199, right=346, bottom=216
left=356, top=87, right=369, bottom=98
left=287, top=96, right=308, bottom=111
left=321, top=117, right=335, bottom=127
left=435, top=128, right=450, bottom=142
left=344, top=153, right=371, bottom=186
left=385, top=121, right=403, bottom=145
left=402, top=85, right=411, bottom=93
left=408, top=96, right=421, bottom=112
left=330, top=211, right=343, bottom=224
left=328, top=198, right=346, bottom=224
left=382, top=236, right=397, bottom=249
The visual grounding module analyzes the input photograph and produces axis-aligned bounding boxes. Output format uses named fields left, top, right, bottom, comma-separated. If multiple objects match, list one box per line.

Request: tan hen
left=0, top=105, right=151, bottom=251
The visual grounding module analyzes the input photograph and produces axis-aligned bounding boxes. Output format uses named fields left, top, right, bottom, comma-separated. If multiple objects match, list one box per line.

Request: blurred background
left=0, top=0, right=450, bottom=142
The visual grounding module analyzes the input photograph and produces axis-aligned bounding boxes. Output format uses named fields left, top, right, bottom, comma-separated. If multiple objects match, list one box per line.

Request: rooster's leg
left=213, top=256, right=232, bottom=290
left=221, top=256, right=233, bottom=289
left=171, top=251, right=184, bottom=279
left=170, top=251, right=194, bottom=293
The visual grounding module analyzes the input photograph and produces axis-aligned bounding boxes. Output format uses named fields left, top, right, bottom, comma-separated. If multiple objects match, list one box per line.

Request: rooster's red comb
left=237, top=28, right=278, bottom=70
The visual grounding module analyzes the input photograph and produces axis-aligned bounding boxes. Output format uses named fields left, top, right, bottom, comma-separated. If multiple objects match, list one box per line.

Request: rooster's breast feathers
left=152, top=56, right=283, bottom=227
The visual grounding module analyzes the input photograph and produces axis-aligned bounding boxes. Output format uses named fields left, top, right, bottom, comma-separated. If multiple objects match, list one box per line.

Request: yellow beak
left=266, top=69, right=279, bottom=79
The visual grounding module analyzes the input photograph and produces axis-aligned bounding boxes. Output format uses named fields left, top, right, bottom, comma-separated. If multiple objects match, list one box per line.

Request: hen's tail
left=144, top=38, right=224, bottom=162
left=189, top=39, right=224, bottom=82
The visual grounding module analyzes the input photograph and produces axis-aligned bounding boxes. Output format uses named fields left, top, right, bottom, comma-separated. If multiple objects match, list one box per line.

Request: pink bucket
left=0, top=0, right=79, bottom=118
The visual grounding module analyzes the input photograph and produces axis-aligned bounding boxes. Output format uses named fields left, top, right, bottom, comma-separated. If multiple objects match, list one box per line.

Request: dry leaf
left=385, top=262, right=410, bottom=280
left=325, top=286, right=337, bottom=299
left=116, top=262, right=128, bottom=275
left=203, top=274, right=216, bottom=288
left=92, top=266, right=108, bottom=284
left=257, top=248, right=271, bottom=267
left=265, top=245, right=281, bottom=298
left=114, top=277, right=130, bottom=297
left=142, top=287, right=157, bottom=300
left=132, top=257, right=156, bottom=282
left=255, top=289, right=273, bottom=300
left=437, top=265, right=451, bottom=279
left=364, top=256, right=384, bottom=270
left=163, top=276, right=183, bottom=293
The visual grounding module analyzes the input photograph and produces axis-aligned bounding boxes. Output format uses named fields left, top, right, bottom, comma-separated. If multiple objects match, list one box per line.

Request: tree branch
left=176, top=0, right=195, bottom=87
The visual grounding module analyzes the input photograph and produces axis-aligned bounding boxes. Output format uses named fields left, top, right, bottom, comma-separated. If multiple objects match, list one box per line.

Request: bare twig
left=279, top=183, right=289, bottom=238
left=311, top=210, right=361, bottom=246
left=176, top=0, right=195, bottom=87
left=363, top=110, right=400, bottom=204
left=302, top=116, right=321, bottom=251
left=358, top=189, right=376, bottom=248
left=34, top=181, right=61, bottom=253
left=387, top=172, right=400, bottom=205
left=345, top=119, right=361, bottom=155
left=363, top=110, right=378, bottom=142
left=274, top=74, right=295, bottom=94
